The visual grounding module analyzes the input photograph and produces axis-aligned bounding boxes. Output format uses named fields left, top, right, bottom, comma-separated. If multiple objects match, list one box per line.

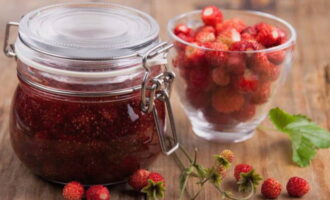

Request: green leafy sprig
left=174, top=145, right=261, bottom=200
left=269, top=107, right=330, bottom=167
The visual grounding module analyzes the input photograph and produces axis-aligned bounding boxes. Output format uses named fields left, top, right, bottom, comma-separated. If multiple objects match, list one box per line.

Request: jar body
left=10, top=80, right=164, bottom=185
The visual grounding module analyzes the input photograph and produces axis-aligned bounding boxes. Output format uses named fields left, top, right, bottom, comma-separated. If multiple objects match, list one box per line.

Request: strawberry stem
left=213, top=180, right=255, bottom=200
left=179, top=144, right=193, bottom=163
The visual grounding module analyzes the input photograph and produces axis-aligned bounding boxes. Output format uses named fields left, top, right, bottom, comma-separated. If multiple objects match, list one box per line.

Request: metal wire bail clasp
left=3, top=22, right=19, bottom=58
left=140, top=42, right=179, bottom=156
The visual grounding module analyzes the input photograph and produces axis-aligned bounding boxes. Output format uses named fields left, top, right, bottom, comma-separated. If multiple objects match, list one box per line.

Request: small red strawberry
left=186, top=88, right=210, bottom=109
left=128, top=169, right=151, bottom=191
left=212, top=67, right=230, bottom=86
left=174, top=33, right=195, bottom=50
left=204, top=41, right=228, bottom=67
left=86, top=185, right=110, bottom=200
left=173, top=51, right=193, bottom=69
left=216, top=18, right=246, bottom=34
left=234, top=164, right=253, bottom=181
left=286, top=177, right=310, bottom=197
left=217, top=28, right=241, bottom=46
left=188, top=65, right=213, bottom=91
left=220, top=149, right=235, bottom=163
left=211, top=87, right=245, bottom=113
left=195, top=30, right=216, bottom=43
left=232, top=103, right=256, bottom=122
left=62, top=181, right=84, bottom=200
left=141, top=172, right=166, bottom=200
left=277, top=28, right=287, bottom=44
left=251, top=81, right=271, bottom=104
left=240, top=32, right=255, bottom=41
left=148, top=172, right=165, bottom=184
left=255, top=22, right=280, bottom=47
left=261, top=178, right=282, bottom=199
left=241, top=26, right=257, bottom=36
left=203, top=106, right=237, bottom=126
left=185, top=43, right=205, bottom=64
left=236, top=69, right=259, bottom=93
left=230, top=40, right=261, bottom=51
left=174, top=24, right=192, bottom=36
left=251, top=53, right=280, bottom=81
left=201, top=6, right=223, bottom=27
left=267, top=50, right=286, bottom=65
left=226, top=54, right=246, bottom=74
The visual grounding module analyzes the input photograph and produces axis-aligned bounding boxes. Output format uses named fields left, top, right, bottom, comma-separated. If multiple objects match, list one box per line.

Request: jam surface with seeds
left=10, top=82, right=164, bottom=185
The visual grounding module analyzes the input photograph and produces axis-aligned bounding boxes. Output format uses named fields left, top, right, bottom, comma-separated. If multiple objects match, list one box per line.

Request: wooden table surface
left=1, top=0, right=330, bottom=199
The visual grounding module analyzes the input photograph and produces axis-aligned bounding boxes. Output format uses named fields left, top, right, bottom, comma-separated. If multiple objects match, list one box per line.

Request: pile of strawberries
left=235, top=163, right=310, bottom=199
left=62, top=182, right=110, bottom=200
left=62, top=170, right=165, bottom=200
left=172, top=6, right=290, bottom=126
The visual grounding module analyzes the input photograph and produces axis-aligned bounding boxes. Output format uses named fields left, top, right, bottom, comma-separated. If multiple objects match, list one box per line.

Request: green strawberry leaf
left=141, top=179, right=165, bottom=200
left=269, top=107, right=330, bottom=167
left=237, top=170, right=262, bottom=193
left=214, top=155, right=231, bottom=169
left=291, top=135, right=317, bottom=167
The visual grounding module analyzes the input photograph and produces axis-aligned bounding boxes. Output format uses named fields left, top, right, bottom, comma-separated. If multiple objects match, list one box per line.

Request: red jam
left=10, top=79, right=164, bottom=185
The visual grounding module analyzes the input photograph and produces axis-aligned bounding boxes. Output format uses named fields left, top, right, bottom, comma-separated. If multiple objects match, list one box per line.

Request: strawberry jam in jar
left=4, top=2, right=178, bottom=185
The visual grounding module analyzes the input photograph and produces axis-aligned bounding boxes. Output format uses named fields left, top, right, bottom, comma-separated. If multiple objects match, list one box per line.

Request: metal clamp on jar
left=3, top=2, right=178, bottom=185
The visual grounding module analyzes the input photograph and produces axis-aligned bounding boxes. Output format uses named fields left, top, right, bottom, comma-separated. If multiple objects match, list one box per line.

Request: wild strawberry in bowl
left=168, top=6, right=296, bottom=142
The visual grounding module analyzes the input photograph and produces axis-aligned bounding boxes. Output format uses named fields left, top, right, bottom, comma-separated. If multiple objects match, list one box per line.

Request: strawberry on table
left=286, top=177, right=310, bottom=197
left=234, top=163, right=253, bottom=181
left=86, top=185, right=110, bottom=200
left=63, top=181, right=85, bottom=200
left=141, top=172, right=166, bottom=200
left=128, top=169, right=151, bottom=191
left=261, top=178, right=282, bottom=199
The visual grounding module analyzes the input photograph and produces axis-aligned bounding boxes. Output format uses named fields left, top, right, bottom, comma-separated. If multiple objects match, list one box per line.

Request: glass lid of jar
left=18, top=2, right=160, bottom=60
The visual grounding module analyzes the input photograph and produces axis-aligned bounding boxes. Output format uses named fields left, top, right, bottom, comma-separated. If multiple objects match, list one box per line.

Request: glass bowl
left=167, top=10, right=296, bottom=143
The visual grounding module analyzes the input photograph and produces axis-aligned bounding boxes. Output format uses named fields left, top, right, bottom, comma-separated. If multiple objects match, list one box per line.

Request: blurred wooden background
left=1, top=0, right=330, bottom=199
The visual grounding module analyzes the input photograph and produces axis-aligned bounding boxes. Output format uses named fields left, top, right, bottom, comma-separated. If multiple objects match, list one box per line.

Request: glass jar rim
left=167, top=9, right=297, bottom=53
left=18, top=2, right=160, bottom=60
left=12, top=2, right=168, bottom=79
